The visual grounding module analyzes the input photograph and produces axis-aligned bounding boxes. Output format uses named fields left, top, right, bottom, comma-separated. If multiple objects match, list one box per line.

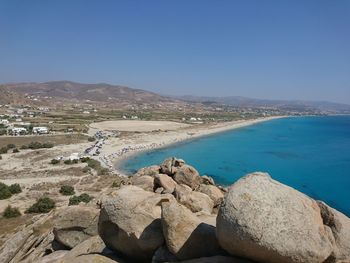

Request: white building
left=10, top=127, right=27, bottom=136
left=33, top=127, right=49, bottom=134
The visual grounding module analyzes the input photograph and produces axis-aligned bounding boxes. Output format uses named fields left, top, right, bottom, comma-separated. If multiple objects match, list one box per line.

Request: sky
left=0, top=0, right=349, bottom=104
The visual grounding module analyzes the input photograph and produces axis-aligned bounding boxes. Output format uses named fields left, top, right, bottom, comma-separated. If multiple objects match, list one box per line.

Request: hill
left=5, top=81, right=173, bottom=104
left=0, top=85, right=31, bottom=105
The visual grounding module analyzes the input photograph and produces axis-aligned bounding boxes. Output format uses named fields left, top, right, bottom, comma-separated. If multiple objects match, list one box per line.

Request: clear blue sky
left=1, top=0, right=349, bottom=104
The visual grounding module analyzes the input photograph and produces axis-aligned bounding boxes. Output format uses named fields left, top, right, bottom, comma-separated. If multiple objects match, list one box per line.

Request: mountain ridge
left=4, top=81, right=173, bottom=103
left=2, top=81, right=350, bottom=113
left=174, top=95, right=350, bottom=112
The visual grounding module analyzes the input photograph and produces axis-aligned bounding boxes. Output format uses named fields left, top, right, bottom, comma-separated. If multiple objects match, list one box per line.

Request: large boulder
left=53, top=206, right=99, bottom=249
left=131, top=175, right=155, bottom=191
left=173, top=165, right=201, bottom=190
left=98, top=185, right=174, bottom=261
left=174, top=184, right=214, bottom=214
left=161, top=201, right=224, bottom=260
left=216, top=172, right=337, bottom=263
left=0, top=213, right=61, bottom=263
left=317, top=201, right=350, bottom=261
left=0, top=228, right=34, bottom=263
left=154, top=173, right=177, bottom=194
left=160, top=157, right=185, bottom=175
left=60, top=236, right=106, bottom=262
left=198, top=184, right=224, bottom=207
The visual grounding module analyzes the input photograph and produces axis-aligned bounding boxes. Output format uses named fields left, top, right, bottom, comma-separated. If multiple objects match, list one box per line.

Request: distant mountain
left=0, top=85, right=31, bottom=105
left=5, top=81, right=173, bottom=103
left=2, top=81, right=350, bottom=113
left=176, top=95, right=350, bottom=113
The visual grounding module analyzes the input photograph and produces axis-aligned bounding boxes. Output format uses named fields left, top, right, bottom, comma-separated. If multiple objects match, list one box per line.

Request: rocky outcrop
left=98, top=185, right=174, bottom=261
left=131, top=175, right=155, bottom=191
left=154, top=173, right=177, bottom=194
left=131, top=158, right=214, bottom=214
left=173, top=165, right=201, bottom=190
left=59, top=235, right=106, bottom=262
left=161, top=200, right=223, bottom=260
left=0, top=228, right=34, bottom=263
left=37, top=250, right=68, bottom=263
left=198, top=184, right=224, bottom=207
left=317, top=201, right=350, bottom=261
left=160, top=157, right=185, bottom=175
left=0, top=212, right=59, bottom=263
left=3, top=158, right=350, bottom=263
left=216, top=172, right=339, bottom=263
left=53, top=205, right=99, bottom=249
left=174, top=184, right=214, bottom=213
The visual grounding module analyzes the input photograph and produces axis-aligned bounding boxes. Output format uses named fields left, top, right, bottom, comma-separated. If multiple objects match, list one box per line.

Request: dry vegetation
left=0, top=134, right=88, bottom=148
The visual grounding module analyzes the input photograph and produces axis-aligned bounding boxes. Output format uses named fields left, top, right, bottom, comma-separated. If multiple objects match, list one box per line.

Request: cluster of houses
left=0, top=106, right=52, bottom=136
left=0, top=117, right=49, bottom=136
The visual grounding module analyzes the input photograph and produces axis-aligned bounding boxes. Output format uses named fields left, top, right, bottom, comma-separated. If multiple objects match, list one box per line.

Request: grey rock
left=174, top=184, right=214, bottom=214
left=132, top=175, right=155, bottom=191
left=198, top=184, right=224, bottom=207
left=37, top=250, right=68, bottom=263
left=98, top=185, right=174, bottom=261
left=317, top=201, right=350, bottom=261
left=60, top=236, right=106, bottom=262
left=173, top=165, right=201, bottom=190
left=216, top=172, right=335, bottom=263
left=0, top=228, right=34, bottom=263
left=53, top=206, right=99, bottom=249
left=154, top=173, right=177, bottom=194
left=162, top=201, right=224, bottom=260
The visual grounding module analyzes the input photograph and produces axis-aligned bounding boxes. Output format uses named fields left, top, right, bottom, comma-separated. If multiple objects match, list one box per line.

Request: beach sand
left=0, top=116, right=284, bottom=213
left=90, top=116, right=285, bottom=174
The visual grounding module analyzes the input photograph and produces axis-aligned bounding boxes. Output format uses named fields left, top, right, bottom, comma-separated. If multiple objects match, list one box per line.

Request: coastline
left=95, top=116, right=288, bottom=175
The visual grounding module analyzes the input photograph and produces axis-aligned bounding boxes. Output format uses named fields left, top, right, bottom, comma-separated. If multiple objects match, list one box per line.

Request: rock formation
left=1, top=158, right=349, bottom=263
left=98, top=185, right=174, bottom=261
left=53, top=205, right=99, bottom=248
left=216, top=172, right=349, bottom=263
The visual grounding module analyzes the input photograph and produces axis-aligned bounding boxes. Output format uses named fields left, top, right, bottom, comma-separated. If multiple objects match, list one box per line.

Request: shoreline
left=95, top=116, right=288, bottom=175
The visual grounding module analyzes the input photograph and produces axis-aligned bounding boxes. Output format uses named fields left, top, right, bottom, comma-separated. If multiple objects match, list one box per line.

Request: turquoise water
left=120, top=116, right=350, bottom=216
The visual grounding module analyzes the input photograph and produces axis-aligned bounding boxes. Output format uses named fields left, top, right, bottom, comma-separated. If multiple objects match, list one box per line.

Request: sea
left=119, top=116, right=350, bottom=216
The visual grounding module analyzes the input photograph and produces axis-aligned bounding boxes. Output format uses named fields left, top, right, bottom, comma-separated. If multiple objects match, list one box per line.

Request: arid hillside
left=0, top=86, right=30, bottom=105
left=5, top=81, right=174, bottom=103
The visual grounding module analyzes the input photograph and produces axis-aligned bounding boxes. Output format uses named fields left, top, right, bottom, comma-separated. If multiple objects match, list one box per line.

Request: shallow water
left=120, top=116, right=350, bottom=216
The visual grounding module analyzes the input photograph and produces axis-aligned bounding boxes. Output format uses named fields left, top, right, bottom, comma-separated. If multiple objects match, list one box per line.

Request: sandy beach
left=0, top=116, right=284, bottom=190
left=89, top=116, right=285, bottom=175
